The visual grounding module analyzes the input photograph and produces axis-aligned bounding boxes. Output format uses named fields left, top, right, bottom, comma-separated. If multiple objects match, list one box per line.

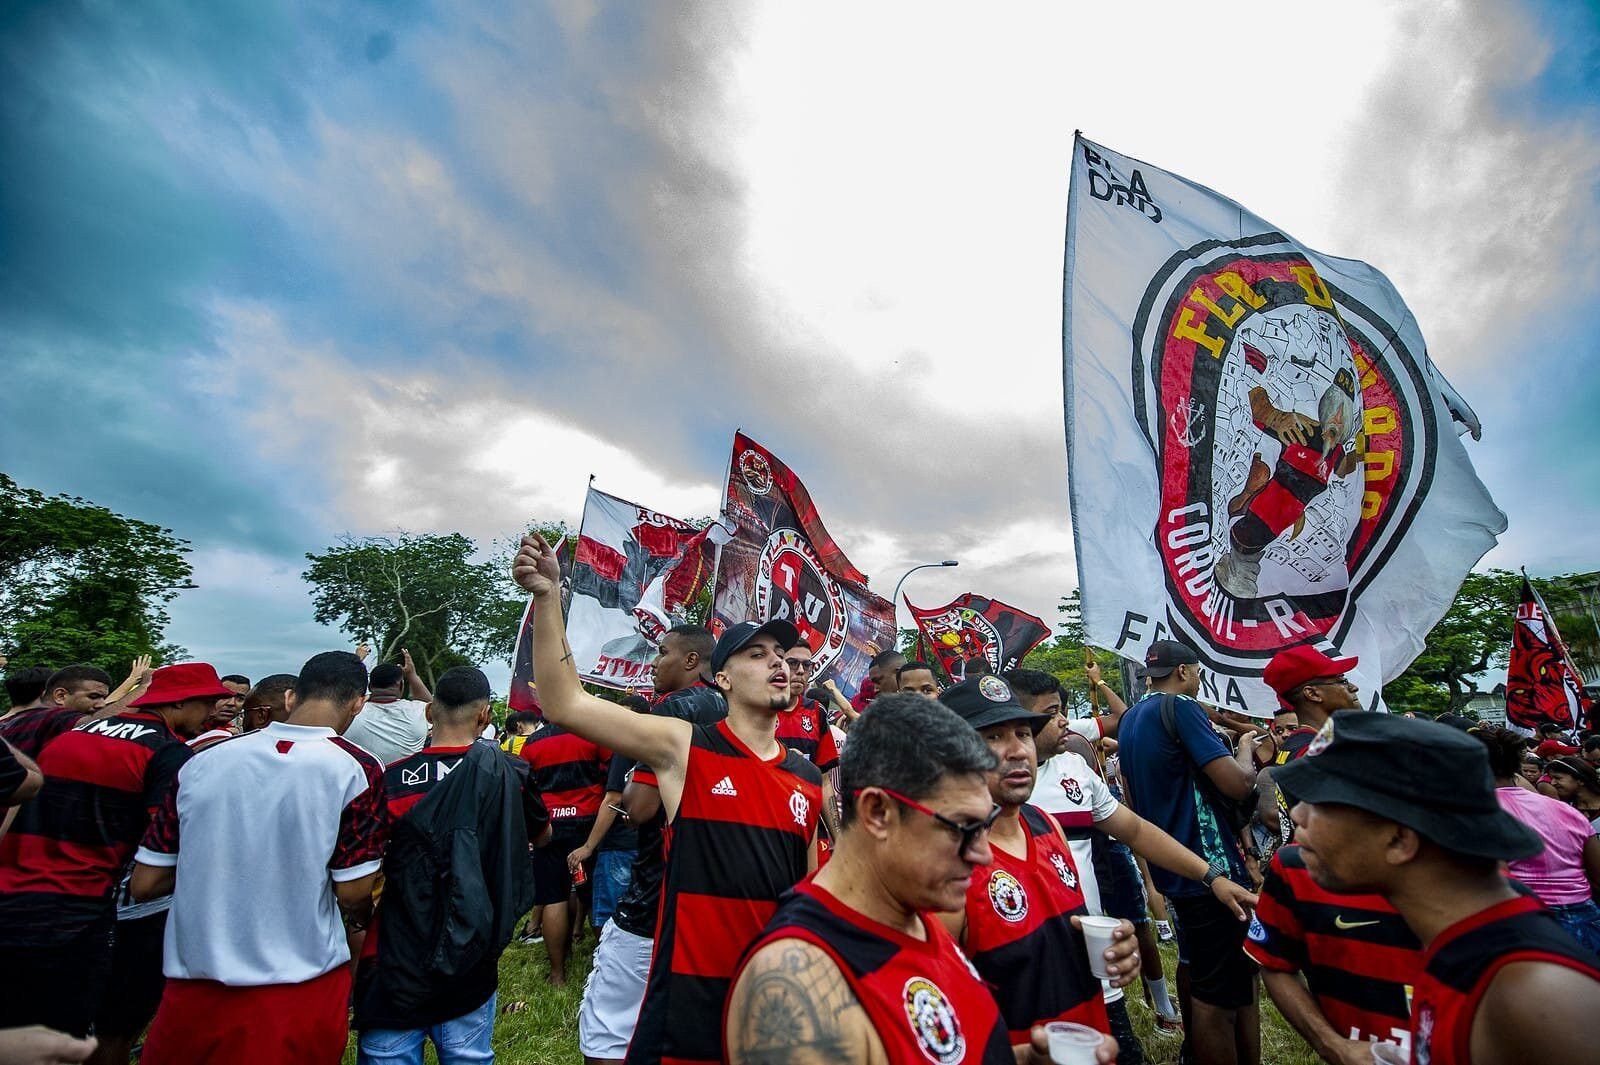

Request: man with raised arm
left=513, top=533, right=822, bottom=1065
left=725, top=694, right=1119, bottom=1064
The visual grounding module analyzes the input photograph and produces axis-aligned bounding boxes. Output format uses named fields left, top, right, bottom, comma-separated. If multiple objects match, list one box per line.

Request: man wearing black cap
left=935, top=675, right=1138, bottom=1050
left=514, top=533, right=822, bottom=1065
left=1278, top=711, right=1600, bottom=1065
left=1116, top=640, right=1261, bottom=1065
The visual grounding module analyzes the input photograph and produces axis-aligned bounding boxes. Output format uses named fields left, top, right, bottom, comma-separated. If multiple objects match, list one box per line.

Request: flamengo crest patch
left=902, top=977, right=966, bottom=1065
left=987, top=869, right=1029, bottom=922
left=1135, top=237, right=1436, bottom=672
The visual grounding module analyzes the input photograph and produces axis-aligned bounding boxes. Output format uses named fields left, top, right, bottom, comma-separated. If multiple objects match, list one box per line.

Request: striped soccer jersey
left=1245, top=844, right=1419, bottom=1046
left=624, top=719, right=820, bottom=1065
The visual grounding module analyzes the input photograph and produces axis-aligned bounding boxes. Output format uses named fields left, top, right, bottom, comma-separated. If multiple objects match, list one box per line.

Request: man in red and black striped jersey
left=778, top=641, right=840, bottom=834
left=1244, top=843, right=1419, bottom=1062
left=515, top=534, right=821, bottom=1065
left=727, top=693, right=1116, bottom=1064
left=0, top=664, right=112, bottom=759
left=935, top=676, right=1140, bottom=1049
left=579, top=625, right=723, bottom=1065
left=354, top=666, right=550, bottom=1060
left=0, top=662, right=223, bottom=1037
left=1279, top=712, right=1600, bottom=1065
left=520, top=714, right=612, bottom=985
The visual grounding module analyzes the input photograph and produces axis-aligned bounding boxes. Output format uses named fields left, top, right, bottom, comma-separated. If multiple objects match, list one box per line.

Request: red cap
left=129, top=663, right=236, bottom=708
left=1262, top=645, right=1359, bottom=711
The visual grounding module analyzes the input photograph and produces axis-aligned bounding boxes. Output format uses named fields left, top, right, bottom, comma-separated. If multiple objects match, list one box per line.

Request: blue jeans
left=357, top=992, right=496, bottom=1065
left=1548, top=899, right=1600, bottom=954
left=591, top=848, right=635, bottom=928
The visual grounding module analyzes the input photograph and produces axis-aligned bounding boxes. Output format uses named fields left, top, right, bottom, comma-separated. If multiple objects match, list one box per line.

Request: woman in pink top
left=1474, top=726, right=1600, bottom=952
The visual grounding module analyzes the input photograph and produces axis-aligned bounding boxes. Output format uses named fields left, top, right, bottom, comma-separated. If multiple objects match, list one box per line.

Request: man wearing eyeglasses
left=726, top=693, right=1120, bottom=1064
left=935, top=675, right=1143, bottom=1050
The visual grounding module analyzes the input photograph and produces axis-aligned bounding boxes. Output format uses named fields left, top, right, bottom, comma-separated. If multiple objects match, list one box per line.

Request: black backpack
left=358, top=741, right=534, bottom=1021
left=1156, top=693, right=1258, bottom=835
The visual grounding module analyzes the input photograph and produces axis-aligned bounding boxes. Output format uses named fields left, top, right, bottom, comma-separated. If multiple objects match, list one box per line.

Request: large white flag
left=1064, top=135, right=1505, bottom=716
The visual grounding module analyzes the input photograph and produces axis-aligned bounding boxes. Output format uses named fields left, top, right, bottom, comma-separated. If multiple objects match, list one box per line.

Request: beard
left=768, top=692, right=791, bottom=711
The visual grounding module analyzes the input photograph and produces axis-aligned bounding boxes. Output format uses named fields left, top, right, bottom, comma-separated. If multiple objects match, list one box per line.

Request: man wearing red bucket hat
left=0, top=662, right=224, bottom=1039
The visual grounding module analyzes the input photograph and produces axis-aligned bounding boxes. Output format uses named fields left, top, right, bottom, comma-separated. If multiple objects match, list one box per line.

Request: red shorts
left=142, top=964, right=351, bottom=1064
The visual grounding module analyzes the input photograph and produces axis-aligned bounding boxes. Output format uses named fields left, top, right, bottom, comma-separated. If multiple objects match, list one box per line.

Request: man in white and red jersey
left=726, top=693, right=1118, bottom=1064
left=130, top=651, right=389, bottom=1065
left=516, top=532, right=821, bottom=1065
left=1280, top=712, right=1600, bottom=1065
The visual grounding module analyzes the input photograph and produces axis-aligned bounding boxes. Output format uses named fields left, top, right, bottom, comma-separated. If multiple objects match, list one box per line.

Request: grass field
left=344, top=930, right=1324, bottom=1064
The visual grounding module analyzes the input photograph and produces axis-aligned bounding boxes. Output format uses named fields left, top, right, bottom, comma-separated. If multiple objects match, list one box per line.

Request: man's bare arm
left=725, top=938, right=873, bottom=1065
left=1476, top=961, right=1600, bottom=1064
left=515, top=534, right=689, bottom=780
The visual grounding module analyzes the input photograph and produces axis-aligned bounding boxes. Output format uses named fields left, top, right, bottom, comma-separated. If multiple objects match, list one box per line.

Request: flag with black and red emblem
left=1506, top=576, right=1592, bottom=733
left=1063, top=133, right=1505, bottom=717
left=512, top=489, right=724, bottom=699
left=906, top=593, right=1051, bottom=682
left=711, top=432, right=894, bottom=700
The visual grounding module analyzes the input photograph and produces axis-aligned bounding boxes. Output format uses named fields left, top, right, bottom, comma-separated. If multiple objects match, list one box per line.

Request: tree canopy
left=0, top=474, right=192, bottom=686
left=302, top=531, right=525, bottom=687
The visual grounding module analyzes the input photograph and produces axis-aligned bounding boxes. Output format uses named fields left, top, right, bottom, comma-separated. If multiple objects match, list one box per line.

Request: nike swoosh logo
left=1334, top=916, right=1380, bottom=930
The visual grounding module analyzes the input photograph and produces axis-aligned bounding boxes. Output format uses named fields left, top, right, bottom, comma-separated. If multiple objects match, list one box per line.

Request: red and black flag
left=1506, top=576, right=1592, bottom=732
left=711, top=432, right=894, bottom=700
left=906, top=593, right=1051, bottom=682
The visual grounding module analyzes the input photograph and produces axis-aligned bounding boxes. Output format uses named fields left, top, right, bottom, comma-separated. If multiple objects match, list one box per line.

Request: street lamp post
left=892, top=560, right=959, bottom=634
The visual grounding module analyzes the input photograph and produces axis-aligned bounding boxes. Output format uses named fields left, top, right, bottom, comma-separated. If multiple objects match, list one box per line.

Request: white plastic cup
left=1044, top=1021, right=1104, bottom=1065
left=1370, top=1043, right=1407, bottom=1065
left=1077, top=915, right=1121, bottom=979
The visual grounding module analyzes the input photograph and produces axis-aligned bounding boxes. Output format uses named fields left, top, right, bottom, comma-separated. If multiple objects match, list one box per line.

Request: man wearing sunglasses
left=776, top=641, right=841, bottom=839
left=1258, top=646, right=1364, bottom=850
left=726, top=693, right=1119, bottom=1064
left=935, top=675, right=1142, bottom=1051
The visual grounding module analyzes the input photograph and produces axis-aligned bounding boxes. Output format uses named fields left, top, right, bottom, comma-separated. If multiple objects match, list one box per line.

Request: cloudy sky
left=4, top=0, right=1597, bottom=686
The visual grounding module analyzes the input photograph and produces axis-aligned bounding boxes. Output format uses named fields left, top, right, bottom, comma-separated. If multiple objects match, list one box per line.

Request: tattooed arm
left=725, top=938, right=878, bottom=1065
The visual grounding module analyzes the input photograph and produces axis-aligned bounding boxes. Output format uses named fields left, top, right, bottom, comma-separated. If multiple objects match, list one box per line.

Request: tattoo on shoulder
left=732, top=943, right=861, bottom=1065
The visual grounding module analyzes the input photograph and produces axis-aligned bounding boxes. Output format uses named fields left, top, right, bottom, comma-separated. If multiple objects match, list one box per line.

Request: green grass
left=344, top=932, right=1321, bottom=1065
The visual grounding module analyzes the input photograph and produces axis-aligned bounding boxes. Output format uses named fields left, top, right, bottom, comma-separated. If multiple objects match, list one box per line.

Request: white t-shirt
left=341, top=697, right=429, bottom=765
left=135, top=721, right=387, bottom=986
left=1028, top=751, right=1119, bottom=915
left=1065, top=716, right=1107, bottom=744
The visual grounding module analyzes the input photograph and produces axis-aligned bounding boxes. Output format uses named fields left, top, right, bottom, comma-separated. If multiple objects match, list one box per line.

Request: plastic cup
left=1370, top=1043, right=1407, bottom=1064
left=1077, top=915, right=1121, bottom=979
left=1044, top=1021, right=1104, bottom=1065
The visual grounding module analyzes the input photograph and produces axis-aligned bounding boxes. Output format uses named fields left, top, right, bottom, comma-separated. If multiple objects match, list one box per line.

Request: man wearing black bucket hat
left=1279, top=711, right=1600, bottom=1065
left=515, top=533, right=823, bottom=1065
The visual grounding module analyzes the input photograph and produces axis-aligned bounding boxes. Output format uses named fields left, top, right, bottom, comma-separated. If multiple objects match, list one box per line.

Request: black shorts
left=1170, top=892, right=1257, bottom=1009
left=0, top=918, right=115, bottom=1037
left=96, top=910, right=169, bottom=1037
left=1095, top=840, right=1149, bottom=925
left=531, top=826, right=597, bottom=907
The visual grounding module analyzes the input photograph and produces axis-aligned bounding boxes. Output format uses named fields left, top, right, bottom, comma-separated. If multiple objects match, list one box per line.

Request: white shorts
left=578, top=921, right=653, bottom=1058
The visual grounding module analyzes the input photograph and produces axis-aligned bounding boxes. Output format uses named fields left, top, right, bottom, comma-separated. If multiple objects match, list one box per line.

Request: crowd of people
left=0, top=531, right=1594, bottom=1065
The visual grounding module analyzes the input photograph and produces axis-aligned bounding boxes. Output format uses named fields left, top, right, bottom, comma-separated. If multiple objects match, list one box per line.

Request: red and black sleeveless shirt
left=625, top=719, right=821, bottom=1065
left=733, top=879, right=1012, bottom=1065
left=962, top=803, right=1108, bottom=1044
left=1411, top=894, right=1600, bottom=1065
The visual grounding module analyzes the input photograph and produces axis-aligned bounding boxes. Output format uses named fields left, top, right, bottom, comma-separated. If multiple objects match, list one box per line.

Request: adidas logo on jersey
left=711, top=775, right=738, bottom=797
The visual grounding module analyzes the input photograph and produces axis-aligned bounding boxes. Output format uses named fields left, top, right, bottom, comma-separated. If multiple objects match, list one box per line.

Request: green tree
left=303, top=532, right=525, bottom=687
left=0, top=474, right=192, bottom=689
left=1382, top=568, right=1523, bottom=716
left=1029, top=590, right=1125, bottom=713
